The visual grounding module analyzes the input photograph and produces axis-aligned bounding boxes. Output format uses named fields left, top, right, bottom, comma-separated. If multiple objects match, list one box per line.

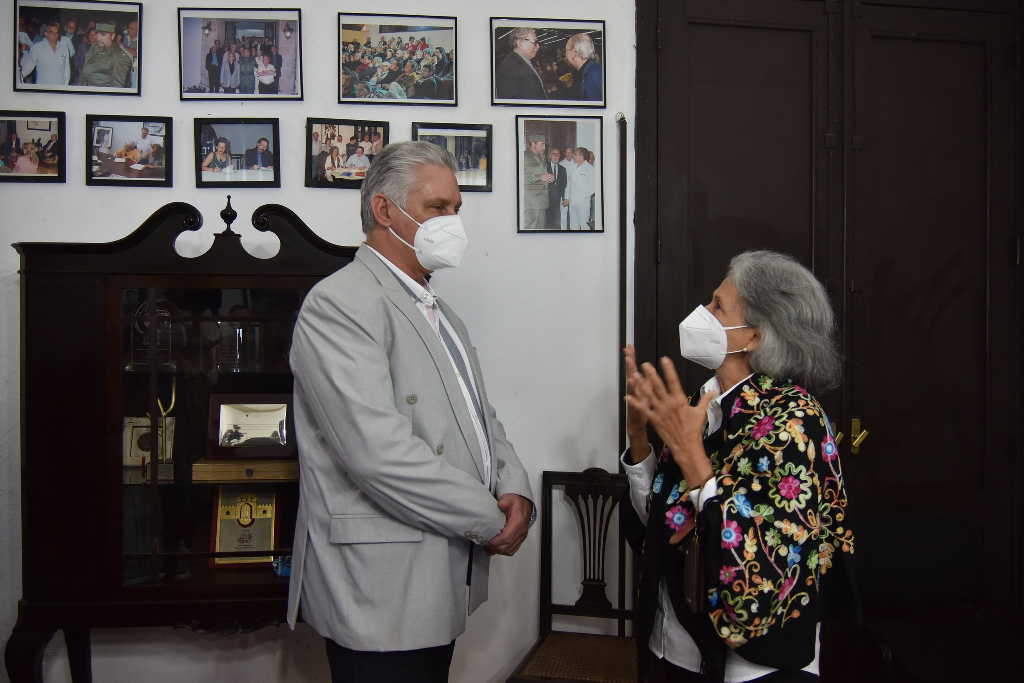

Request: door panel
left=656, top=0, right=830, bottom=399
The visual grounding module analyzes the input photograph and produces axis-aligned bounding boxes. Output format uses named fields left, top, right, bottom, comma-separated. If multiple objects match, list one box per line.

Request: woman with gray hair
left=622, top=251, right=856, bottom=682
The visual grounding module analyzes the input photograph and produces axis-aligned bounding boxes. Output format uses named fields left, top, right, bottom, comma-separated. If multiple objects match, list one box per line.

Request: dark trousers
left=655, top=657, right=819, bottom=683
left=325, top=638, right=455, bottom=683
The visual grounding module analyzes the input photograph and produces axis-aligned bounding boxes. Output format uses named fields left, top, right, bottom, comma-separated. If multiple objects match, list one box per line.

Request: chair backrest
left=541, top=468, right=632, bottom=637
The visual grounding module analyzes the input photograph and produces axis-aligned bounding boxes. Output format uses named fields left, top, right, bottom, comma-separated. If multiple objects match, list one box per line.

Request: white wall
left=0, top=1, right=636, bottom=681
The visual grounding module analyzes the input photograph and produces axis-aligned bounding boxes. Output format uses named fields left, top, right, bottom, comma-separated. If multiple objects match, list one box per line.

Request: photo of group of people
left=492, top=18, right=605, bottom=107
left=517, top=115, right=603, bottom=232
left=339, top=14, right=456, bottom=105
left=306, top=119, right=388, bottom=189
left=412, top=123, right=491, bottom=192
left=195, top=119, right=280, bottom=188
left=179, top=8, right=302, bottom=100
left=14, top=0, right=141, bottom=95
left=86, top=115, right=170, bottom=186
left=0, top=112, right=65, bottom=182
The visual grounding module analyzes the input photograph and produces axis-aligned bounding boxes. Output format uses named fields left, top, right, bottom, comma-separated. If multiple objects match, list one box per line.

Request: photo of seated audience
left=339, top=14, right=456, bottom=104
left=195, top=119, right=280, bottom=188
left=86, top=116, right=171, bottom=186
left=306, top=119, right=388, bottom=189
left=15, top=0, right=140, bottom=94
left=0, top=113, right=64, bottom=182
left=491, top=18, right=605, bottom=107
left=178, top=9, right=301, bottom=99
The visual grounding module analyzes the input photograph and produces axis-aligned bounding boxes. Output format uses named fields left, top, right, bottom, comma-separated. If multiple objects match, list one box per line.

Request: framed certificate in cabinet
left=211, top=486, right=277, bottom=567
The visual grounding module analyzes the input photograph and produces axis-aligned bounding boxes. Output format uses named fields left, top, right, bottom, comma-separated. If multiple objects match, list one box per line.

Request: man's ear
left=370, top=193, right=392, bottom=229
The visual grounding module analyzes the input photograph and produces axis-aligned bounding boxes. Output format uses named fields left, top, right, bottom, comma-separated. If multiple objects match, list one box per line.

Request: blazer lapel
left=355, top=247, right=488, bottom=483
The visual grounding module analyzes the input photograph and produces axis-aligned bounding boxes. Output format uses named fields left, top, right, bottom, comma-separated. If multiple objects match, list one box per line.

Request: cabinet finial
left=220, top=195, right=238, bottom=234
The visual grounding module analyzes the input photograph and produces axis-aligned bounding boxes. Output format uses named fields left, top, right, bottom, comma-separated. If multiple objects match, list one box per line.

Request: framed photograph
left=194, top=118, right=280, bottom=189
left=178, top=8, right=302, bottom=100
left=491, top=18, right=605, bottom=108
left=339, top=13, right=456, bottom=106
left=306, top=117, right=388, bottom=189
left=122, top=416, right=175, bottom=467
left=14, top=0, right=142, bottom=95
left=516, top=115, right=604, bottom=233
left=412, top=122, right=492, bottom=192
left=86, top=115, right=171, bottom=187
left=211, top=485, right=277, bottom=567
left=0, top=110, right=65, bottom=183
left=208, top=393, right=295, bottom=459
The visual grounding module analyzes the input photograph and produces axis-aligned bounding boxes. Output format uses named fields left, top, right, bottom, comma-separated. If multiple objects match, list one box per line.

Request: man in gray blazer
left=287, top=141, right=534, bottom=682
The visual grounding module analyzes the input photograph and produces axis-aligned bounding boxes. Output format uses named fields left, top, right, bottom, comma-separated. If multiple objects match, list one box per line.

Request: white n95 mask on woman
left=678, top=305, right=749, bottom=370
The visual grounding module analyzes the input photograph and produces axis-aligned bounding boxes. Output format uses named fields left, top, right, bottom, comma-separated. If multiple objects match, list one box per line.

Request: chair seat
left=516, top=632, right=637, bottom=682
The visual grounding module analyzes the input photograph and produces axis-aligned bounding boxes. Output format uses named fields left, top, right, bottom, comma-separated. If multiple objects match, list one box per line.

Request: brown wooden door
left=844, top=4, right=1020, bottom=678
left=635, top=1, right=1022, bottom=680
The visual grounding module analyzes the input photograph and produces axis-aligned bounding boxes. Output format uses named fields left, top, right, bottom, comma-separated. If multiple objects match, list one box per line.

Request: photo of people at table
left=88, top=119, right=167, bottom=183
left=196, top=121, right=279, bottom=187
left=179, top=9, right=301, bottom=99
left=307, top=120, right=386, bottom=188
left=339, top=14, right=455, bottom=104
left=15, top=0, right=140, bottom=94
left=0, top=116, right=62, bottom=178
left=491, top=18, right=605, bottom=107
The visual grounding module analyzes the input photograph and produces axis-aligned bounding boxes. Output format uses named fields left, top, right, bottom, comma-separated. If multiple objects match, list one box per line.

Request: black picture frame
left=305, top=117, right=389, bottom=190
left=412, top=122, right=492, bottom=193
left=194, top=117, right=280, bottom=189
left=85, top=114, right=172, bottom=187
left=515, top=114, right=604, bottom=233
left=14, top=0, right=142, bottom=96
left=0, top=110, right=66, bottom=183
left=178, top=7, right=303, bottom=101
left=491, top=17, right=606, bottom=108
left=338, top=13, right=457, bottom=106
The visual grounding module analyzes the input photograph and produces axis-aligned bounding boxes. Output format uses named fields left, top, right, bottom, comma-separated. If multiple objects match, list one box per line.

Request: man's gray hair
left=509, top=27, right=535, bottom=49
left=360, top=140, right=456, bottom=233
left=566, top=33, right=595, bottom=60
left=728, top=250, right=841, bottom=393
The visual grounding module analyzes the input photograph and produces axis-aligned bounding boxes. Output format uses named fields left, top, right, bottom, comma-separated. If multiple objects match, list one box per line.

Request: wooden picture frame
left=339, top=13, right=456, bottom=106
left=178, top=7, right=303, bottom=101
left=194, top=117, right=280, bottom=188
left=305, top=117, right=389, bottom=189
left=491, top=17, right=605, bottom=108
left=86, top=114, right=172, bottom=187
left=14, top=0, right=142, bottom=96
left=0, top=110, right=65, bottom=183
left=516, top=114, right=604, bottom=233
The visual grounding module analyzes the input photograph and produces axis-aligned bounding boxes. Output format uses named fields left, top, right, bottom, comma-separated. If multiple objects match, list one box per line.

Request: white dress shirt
left=23, top=38, right=74, bottom=86
left=622, top=374, right=821, bottom=681
left=366, top=245, right=492, bottom=489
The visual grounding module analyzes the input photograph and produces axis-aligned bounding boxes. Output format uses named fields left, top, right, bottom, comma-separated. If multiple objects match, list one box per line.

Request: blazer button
left=406, top=395, right=418, bottom=405
left=436, top=444, right=444, bottom=455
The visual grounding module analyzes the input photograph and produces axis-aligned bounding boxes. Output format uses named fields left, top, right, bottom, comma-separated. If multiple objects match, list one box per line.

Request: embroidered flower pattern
left=653, top=473, right=664, bottom=494
left=665, top=504, right=691, bottom=532
left=701, top=375, right=855, bottom=649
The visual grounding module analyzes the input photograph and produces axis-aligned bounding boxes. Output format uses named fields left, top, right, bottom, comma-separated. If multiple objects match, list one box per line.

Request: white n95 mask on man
left=388, top=200, right=468, bottom=271
left=678, top=305, right=749, bottom=370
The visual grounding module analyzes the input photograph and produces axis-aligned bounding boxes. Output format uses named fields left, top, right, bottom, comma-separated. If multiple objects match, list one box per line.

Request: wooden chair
left=508, top=468, right=636, bottom=683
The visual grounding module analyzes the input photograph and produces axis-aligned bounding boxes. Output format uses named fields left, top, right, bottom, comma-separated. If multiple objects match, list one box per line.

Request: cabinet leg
left=4, top=627, right=55, bottom=683
left=63, top=629, right=92, bottom=683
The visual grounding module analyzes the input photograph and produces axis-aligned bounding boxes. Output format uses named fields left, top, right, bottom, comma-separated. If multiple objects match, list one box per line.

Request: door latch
left=851, top=417, right=870, bottom=454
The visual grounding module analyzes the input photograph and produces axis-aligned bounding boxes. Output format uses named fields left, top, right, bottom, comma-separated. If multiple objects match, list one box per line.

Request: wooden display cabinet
left=5, top=200, right=355, bottom=682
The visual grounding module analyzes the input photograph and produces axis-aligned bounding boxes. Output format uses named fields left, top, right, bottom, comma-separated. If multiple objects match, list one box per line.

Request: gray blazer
left=287, top=245, right=533, bottom=651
